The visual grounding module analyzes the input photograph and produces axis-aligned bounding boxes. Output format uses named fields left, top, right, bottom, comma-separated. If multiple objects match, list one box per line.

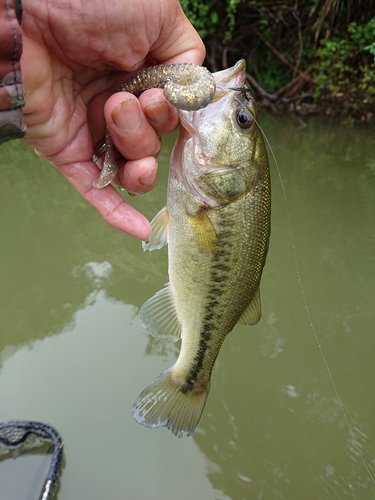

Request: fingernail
left=140, top=164, right=158, bottom=186
left=112, top=99, right=142, bottom=133
left=145, top=101, right=170, bottom=125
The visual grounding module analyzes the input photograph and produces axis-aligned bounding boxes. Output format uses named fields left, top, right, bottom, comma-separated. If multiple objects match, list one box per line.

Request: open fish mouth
left=178, top=59, right=251, bottom=132
left=211, top=59, right=247, bottom=101
left=174, top=58, right=257, bottom=208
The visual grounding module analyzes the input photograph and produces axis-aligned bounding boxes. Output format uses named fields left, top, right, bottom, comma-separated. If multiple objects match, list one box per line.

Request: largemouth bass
left=133, top=60, right=271, bottom=437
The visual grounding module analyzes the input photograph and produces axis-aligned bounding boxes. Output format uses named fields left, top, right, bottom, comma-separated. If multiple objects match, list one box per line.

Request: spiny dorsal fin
left=187, top=210, right=218, bottom=254
left=142, top=206, right=169, bottom=251
left=139, top=283, right=181, bottom=342
left=238, top=288, right=262, bottom=325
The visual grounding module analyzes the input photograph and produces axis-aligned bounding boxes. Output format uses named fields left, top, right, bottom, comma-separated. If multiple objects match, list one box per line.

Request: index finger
left=57, top=159, right=152, bottom=240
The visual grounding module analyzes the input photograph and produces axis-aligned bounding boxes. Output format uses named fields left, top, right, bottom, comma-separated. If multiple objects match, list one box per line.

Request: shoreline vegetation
left=180, top=0, right=375, bottom=123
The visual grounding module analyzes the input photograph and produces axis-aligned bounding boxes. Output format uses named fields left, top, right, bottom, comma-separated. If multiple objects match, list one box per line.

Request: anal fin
left=139, top=283, right=181, bottom=342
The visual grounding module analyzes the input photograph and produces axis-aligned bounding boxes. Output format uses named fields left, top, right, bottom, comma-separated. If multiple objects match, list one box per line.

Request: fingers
left=117, top=156, right=158, bottom=195
left=139, top=89, right=180, bottom=136
left=103, top=88, right=178, bottom=194
left=104, top=89, right=178, bottom=158
left=105, top=93, right=160, bottom=160
left=41, top=123, right=153, bottom=240
left=57, top=159, right=152, bottom=241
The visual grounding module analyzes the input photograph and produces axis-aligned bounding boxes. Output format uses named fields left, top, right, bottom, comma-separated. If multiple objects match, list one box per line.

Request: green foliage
left=180, top=0, right=375, bottom=118
left=349, top=17, right=375, bottom=58
left=313, top=17, right=375, bottom=99
left=179, top=0, right=219, bottom=38
left=223, top=0, right=242, bottom=43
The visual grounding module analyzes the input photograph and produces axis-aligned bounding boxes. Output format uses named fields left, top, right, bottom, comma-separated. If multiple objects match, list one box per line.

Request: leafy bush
left=179, top=0, right=219, bottom=38
left=313, top=17, right=375, bottom=99
left=179, top=0, right=375, bottom=119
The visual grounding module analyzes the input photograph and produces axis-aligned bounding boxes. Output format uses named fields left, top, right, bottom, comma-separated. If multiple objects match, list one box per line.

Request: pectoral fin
left=187, top=210, right=218, bottom=254
left=139, top=283, right=181, bottom=342
left=238, top=288, right=262, bottom=325
left=143, top=206, right=169, bottom=251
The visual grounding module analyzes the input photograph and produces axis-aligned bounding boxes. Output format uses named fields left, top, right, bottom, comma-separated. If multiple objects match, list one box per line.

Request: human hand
left=20, top=0, right=205, bottom=240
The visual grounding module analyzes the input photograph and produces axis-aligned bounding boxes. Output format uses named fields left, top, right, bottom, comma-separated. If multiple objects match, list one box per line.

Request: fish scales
left=132, top=59, right=270, bottom=437
left=168, top=167, right=270, bottom=391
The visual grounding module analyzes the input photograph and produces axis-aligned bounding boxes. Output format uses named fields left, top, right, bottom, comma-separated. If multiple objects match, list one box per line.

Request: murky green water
left=0, top=115, right=374, bottom=499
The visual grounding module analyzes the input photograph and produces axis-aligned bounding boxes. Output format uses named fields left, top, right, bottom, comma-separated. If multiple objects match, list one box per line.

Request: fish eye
left=236, top=108, right=253, bottom=129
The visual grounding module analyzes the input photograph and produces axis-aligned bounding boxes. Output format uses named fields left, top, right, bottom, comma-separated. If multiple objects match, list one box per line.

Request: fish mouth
left=212, top=59, right=247, bottom=101
left=172, top=59, right=251, bottom=207
left=177, top=59, right=248, bottom=130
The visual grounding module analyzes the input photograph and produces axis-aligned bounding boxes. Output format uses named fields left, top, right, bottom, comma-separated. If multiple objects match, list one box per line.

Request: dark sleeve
left=0, top=0, right=27, bottom=145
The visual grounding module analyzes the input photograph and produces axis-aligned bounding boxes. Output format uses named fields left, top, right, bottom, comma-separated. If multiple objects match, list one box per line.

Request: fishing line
left=214, top=85, right=374, bottom=485
left=255, top=116, right=375, bottom=486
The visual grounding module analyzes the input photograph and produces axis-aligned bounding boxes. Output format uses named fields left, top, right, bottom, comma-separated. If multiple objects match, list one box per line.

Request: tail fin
left=132, top=368, right=210, bottom=438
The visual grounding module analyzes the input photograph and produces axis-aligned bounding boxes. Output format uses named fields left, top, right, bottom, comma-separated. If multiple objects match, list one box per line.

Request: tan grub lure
left=92, top=64, right=216, bottom=188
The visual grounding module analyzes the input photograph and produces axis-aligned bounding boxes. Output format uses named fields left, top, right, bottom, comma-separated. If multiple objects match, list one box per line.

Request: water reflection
left=189, top=116, right=375, bottom=499
left=0, top=141, right=167, bottom=359
left=0, top=117, right=375, bottom=499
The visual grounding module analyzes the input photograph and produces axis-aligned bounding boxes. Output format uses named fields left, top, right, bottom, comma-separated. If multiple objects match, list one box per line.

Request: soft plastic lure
left=92, top=63, right=216, bottom=188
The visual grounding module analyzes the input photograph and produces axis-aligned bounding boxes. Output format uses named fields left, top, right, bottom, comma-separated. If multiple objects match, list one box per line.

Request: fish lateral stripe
left=182, top=211, right=235, bottom=390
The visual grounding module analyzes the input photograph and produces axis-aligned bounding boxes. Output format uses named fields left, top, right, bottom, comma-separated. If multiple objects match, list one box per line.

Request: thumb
left=149, top=2, right=206, bottom=65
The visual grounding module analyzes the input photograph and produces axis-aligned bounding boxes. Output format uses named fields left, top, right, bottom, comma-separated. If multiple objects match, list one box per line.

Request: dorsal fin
left=139, top=284, right=181, bottom=342
left=143, top=206, right=169, bottom=251
left=238, top=288, right=262, bottom=325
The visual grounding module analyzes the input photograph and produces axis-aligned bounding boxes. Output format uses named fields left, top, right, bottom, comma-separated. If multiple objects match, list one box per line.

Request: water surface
left=0, top=115, right=374, bottom=499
